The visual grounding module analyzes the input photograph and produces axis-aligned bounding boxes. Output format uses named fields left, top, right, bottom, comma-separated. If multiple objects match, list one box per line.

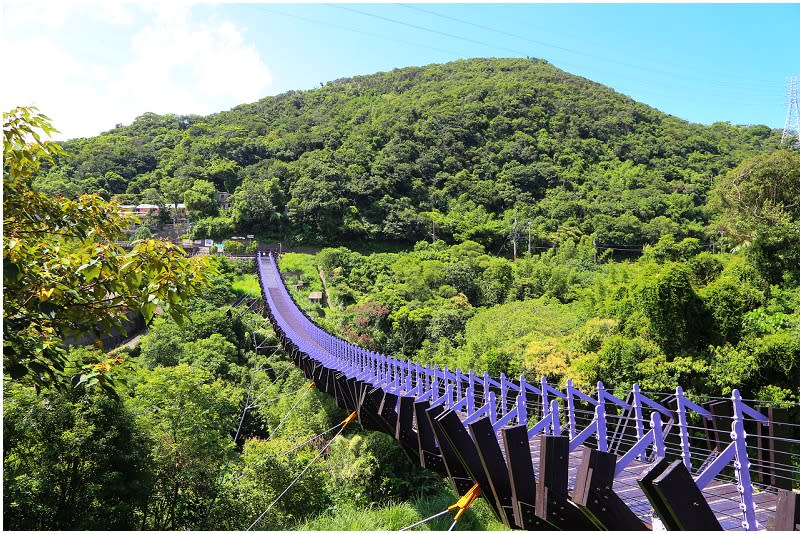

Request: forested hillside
left=37, top=57, right=781, bottom=249
left=6, top=57, right=799, bottom=531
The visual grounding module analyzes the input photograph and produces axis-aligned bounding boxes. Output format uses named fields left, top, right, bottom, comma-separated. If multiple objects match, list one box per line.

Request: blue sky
left=2, top=2, right=797, bottom=140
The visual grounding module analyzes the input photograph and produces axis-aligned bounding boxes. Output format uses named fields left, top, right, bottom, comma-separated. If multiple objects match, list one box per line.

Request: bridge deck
left=259, top=253, right=790, bottom=531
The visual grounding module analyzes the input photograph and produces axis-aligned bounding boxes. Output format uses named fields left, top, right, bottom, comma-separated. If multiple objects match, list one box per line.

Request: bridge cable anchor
left=342, top=411, right=358, bottom=427
left=447, top=483, right=482, bottom=530
left=398, top=483, right=482, bottom=531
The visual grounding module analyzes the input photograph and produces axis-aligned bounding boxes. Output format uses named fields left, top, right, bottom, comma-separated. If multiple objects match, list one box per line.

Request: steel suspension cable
left=246, top=413, right=357, bottom=531
left=279, top=421, right=345, bottom=458
left=399, top=484, right=482, bottom=531
left=399, top=509, right=452, bottom=531
left=269, top=385, right=315, bottom=439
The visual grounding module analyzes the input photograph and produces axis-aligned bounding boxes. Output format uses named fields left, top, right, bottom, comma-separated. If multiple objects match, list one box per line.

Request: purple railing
left=258, top=252, right=795, bottom=531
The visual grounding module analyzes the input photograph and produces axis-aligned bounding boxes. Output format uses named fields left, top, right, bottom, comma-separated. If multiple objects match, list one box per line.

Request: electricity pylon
left=782, top=76, right=800, bottom=146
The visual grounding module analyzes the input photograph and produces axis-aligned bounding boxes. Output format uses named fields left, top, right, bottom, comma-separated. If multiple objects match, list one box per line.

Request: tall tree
left=3, top=375, right=151, bottom=530
left=710, top=150, right=800, bottom=281
left=126, top=364, right=239, bottom=530
left=3, top=107, right=209, bottom=390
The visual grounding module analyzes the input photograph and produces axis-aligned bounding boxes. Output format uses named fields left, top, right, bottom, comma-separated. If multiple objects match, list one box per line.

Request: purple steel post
left=596, top=381, right=608, bottom=452
left=518, top=375, right=528, bottom=428
left=731, top=389, right=759, bottom=531
left=675, top=386, right=691, bottom=469
left=488, top=391, right=497, bottom=426
left=651, top=411, right=665, bottom=458
left=456, top=368, right=463, bottom=401
left=469, top=370, right=476, bottom=400
left=550, top=399, right=561, bottom=435
left=632, top=383, right=645, bottom=460
left=566, top=379, right=577, bottom=440
left=467, top=385, right=475, bottom=415
left=541, top=376, right=550, bottom=432
left=500, top=373, right=508, bottom=416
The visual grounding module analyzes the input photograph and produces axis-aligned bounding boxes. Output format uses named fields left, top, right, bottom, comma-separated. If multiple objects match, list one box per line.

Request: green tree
left=710, top=150, right=800, bottom=281
left=635, top=263, right=711, bottom=357
left=230, top=176, right=284, bottom=232
left=3, top=107, right=209, bottom=390
left=184, top=179, right=219, bottom=220
left=181, top=333, right=243, bottom=380
left=139, top=319, right=185, bottom=368
left=191, top=215, right=233, bottom=241
left=127, top=364, right=239, bottom=530
left=3, top=379, right=150, bottom=530
left=210, top=438, right=332, bottom=530
left=206, top=156, right=240, bottom=192
left=700, top=275, right=763, bottom=344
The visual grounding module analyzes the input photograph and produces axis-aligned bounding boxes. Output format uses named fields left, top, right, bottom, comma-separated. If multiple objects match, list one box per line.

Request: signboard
left=246, top=235, right=255, bottom=239
left=204, top=239, right=213, bottom=247
left=215, top=244, right=224, bottom=252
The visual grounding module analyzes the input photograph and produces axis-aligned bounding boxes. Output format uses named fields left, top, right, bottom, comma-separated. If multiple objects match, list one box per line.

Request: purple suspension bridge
left=256, top=252, right=799, bottom=531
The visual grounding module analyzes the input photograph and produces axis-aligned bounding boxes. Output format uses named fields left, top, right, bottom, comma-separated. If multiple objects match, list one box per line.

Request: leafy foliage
left=127, top=364, right=239, bottom=530
left=41, top=58, right=781, bottom=249
left=3, top=381, right=150, bottom=529
left=3, top=107, right=210, bottom=391
left=710, top=150, right=800, bottom=282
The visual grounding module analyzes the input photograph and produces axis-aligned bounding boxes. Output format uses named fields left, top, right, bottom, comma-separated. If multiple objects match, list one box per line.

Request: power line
left=400, top=4, right=778, bottom=91
left=245, top=3, right=780, bottom=113
left=329, top=4, right=530, bottom=57
left=240, top=4, right=461, bottom=58
left=333, top=3, right=780, bottom=103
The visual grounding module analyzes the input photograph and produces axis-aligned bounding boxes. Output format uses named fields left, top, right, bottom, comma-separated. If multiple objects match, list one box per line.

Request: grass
left=231, top=274, right=262, bottom=298
left=298, top=486, right=507, bottom=531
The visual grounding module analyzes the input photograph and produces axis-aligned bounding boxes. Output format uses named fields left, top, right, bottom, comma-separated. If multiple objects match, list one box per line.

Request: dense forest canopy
left=37, top=57, right=781, bottom=249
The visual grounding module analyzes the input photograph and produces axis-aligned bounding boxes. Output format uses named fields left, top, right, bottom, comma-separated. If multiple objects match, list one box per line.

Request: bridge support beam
left=425, top=404, right=479, bottom=497
left=414, top=399, right=447, bottom=477
left=573, top=448, right=647, bottom=530
left=468, top=416, right=520, bottom=528
left=638, top=458, right=721, bottom=530
left=536, top=435, right=598, bottom=530
left=431, top=408, right=503, bottom=520
left=361, top=386, right=393, bottom=435
left=775, top=489, right=800, bottom=531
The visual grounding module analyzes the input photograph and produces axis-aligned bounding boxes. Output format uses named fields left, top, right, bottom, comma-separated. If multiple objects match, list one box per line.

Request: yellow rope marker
left=306, top=382, right=316, bottom=389
left=447, top=483, right=481, bottom=521
left=342, top=411, right=358, bottom=427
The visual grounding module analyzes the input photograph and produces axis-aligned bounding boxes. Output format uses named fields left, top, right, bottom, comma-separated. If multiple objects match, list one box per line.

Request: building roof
left=308, top=291, right=324, bottom=301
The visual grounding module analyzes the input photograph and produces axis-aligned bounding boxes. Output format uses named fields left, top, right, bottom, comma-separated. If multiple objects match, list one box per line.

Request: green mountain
left=39, top=57, right=781, bottom=249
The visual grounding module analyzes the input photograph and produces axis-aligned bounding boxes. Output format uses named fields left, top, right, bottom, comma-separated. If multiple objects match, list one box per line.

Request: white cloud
left=2, top=0, right=139, bottom=30
left=0, top=2, right=272, bottom=139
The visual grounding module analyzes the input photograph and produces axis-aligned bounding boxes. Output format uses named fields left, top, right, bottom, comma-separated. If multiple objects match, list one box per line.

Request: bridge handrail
left=258, top=252, right=796, bottom=531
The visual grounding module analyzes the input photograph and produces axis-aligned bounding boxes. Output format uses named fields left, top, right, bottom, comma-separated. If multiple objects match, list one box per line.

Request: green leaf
left=142, top=301, right=156, bottom=323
